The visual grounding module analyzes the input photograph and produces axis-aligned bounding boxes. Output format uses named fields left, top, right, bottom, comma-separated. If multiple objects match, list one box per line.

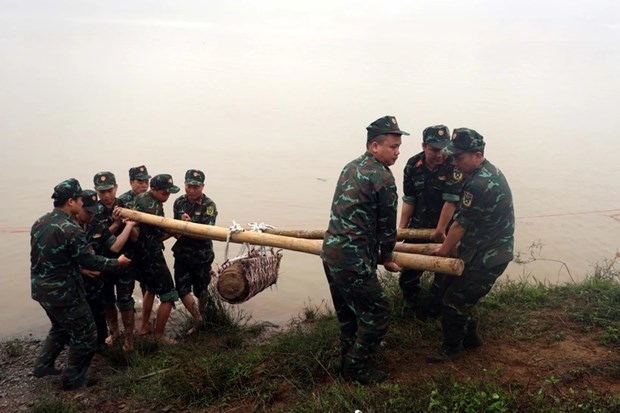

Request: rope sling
left=213, top=221, right=283, bottom=304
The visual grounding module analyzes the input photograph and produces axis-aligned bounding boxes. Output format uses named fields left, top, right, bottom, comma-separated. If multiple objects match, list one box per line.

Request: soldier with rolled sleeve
left=31, top=179, right=131, bottom=390
left=76, top=189, right=137, bottom=352
left=93, top=171, right=139, bottom=350
left=428, top=128, right=515, bottom=363
left=398, top=125, right=463, bottom=319
left=321, top=115, right=409, bottom=385
left=133, top=174, right=180, bottom=343
left=172, top=169, right=218, bottom=327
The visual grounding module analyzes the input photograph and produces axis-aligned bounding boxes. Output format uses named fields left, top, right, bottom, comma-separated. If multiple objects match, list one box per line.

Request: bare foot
left=122, top=337, right=134, bottom=352
left=105, top=333, right=121, bottom=347
left=156, top=335, right=177, bottom=345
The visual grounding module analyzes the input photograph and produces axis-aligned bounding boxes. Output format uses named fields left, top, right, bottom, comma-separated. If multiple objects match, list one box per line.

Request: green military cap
left=129, top=165, right=151, bottom=181
left=150, top=174, right=180, bottom=194
left=51, top=178, right=82, bottom=203
left=423, top=125, right=450, bottom=149
left=184, top=169, right=205, bottom=186
left=93, top=171, right=117, bottom=191
left=446, top=128, right=485, bottom=155
left=80, top=189, right=103, bottom=214
left=366, top=115, right=410, bottom=141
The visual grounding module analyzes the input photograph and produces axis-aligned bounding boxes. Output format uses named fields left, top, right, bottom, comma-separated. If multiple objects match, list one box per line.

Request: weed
left=2, top=339, right=23, bottom=358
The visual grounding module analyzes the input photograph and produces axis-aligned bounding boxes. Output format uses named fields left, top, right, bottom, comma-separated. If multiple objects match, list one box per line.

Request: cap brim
left=133, top=174, right=151, bottom=180
left=185, top=180, right=203, bottom=186
left=390, top=130, right=410, bottom=136
left=83, top=204, right=103, bottom=214
left=428, top=141, right=449, bottom=149
left=94, top=184, right=114, bottom=191
left=167, top=186, right=180, bottom=194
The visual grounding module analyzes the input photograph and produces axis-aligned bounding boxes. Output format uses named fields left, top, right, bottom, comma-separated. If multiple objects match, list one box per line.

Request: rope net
left=213, top=222, right=283, bottom=304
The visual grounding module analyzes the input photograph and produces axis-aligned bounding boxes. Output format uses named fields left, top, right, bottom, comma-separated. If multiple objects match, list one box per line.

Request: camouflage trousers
left=84, top=277, right=107, bottom=348
left=399, top=268, right=447, bottom=316
left=440, top=262, right=509, bottom=346
left=35, top=298, right=97, bottom=388
left=102, top=266, right=136, bottom=312
left=173, top=258, right=212, bottom=300
left=323, top=261, right=390, bottom=369
left=136, top=249, right=178, bottom=302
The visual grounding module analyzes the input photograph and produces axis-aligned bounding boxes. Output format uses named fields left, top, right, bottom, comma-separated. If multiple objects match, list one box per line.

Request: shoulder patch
left=462, top=191, right=473, bottom=208
left=453, top=170, right=463, bottom=181
left=206, top=205, right=215, bottom=216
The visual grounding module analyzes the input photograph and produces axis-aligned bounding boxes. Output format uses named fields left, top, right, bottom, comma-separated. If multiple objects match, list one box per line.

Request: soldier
left=31, top=179, right=131, bottom=390
left=117, top=164, right=151, bottom=208
left=321, top=115, right=408, bottom=384
left=133, top=174, right=180, bottom=343
left=172, top=169, right=218, bottom=329
left=398, top=125, right=463, bottom=319
left=428, top=128, right=514, bottom=362
left=93, top=171, right=138, bottom=350
left=76, top=190, right=137, bottom=352
left=117, top=165, right=151, bottom=298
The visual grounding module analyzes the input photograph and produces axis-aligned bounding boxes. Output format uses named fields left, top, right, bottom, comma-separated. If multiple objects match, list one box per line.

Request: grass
left=29, top=260, right=620, bottom=412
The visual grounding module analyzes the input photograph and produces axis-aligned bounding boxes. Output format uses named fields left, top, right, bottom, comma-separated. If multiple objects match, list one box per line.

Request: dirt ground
left=1, top=312, right=618, bottom=413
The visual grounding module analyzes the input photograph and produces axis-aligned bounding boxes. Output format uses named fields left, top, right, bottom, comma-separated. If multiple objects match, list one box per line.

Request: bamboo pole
left=264, top=227, right=435, bottom=241
left=307, top=240, right=442, bottom=256
left=118, top=208, right=463, bottom=276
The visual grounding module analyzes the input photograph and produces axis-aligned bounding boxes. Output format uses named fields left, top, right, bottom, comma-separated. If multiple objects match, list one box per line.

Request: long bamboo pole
left=307, top=239, right=442, bottom=256
left=263, top=228, right=434, bottom=240
left=118, top=208, right=463, bottom=276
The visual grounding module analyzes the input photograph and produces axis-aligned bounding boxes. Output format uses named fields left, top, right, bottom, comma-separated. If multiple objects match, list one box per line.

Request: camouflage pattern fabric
left=441, top=262, right=509, bottom=346
left=400, top=152, right=464, bottom=314
left=31, top=208, right=120, bottom=387
left=117, top=190, right=137, bottom=209
left=81, top=219, right=116, bottom=347
left=439, top=158, right=514, bottom=348
left=93, top=198, right=137, bottom=311
left=321, top=151, right=397, bottom=373
left=133, top=192, right=178, bottom=302
left=453, top=159, right=514, bottom=269
left=402, top=152, right=463, bottom=228
left=323, top=263, right=390, bottom=371
left=321, top=152, right=398, bottom=272
left=172, top=193, right=217, bottom=297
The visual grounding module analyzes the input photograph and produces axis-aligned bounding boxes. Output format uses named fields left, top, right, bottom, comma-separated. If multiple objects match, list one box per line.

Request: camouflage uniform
left=78, top=190, right=114, bottom=350
left=430, top=128, right=514, bottom=361
left=400, top=125, right=463, bottom=317
left=93, top=172, right=136, bottom=313
left=31, top=179, right=121, bottom=389
left=321, top=115, right=408, bottom=383
left=133, top=187, right=178, bottom=303
left=172, top=169, right=218, bottom=301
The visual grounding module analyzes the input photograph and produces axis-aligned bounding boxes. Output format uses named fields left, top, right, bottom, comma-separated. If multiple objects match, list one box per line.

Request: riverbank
left=2, top=260, right=619, bottom=413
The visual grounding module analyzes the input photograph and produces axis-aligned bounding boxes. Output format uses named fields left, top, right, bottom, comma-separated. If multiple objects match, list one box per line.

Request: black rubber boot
left=33, top=365, right=62, bottom=378
left=463, top=319, right=483, bottom=349
left=426, top=344, right=465, bottom=363
left=343, top=357, right=388, bottom=385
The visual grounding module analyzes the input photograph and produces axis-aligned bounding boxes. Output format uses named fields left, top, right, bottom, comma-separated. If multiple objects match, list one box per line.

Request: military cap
left=446, top=128, right=485, bottom=155
left=80, top=190, right=104, bottom=214
left=423, top=125, right=450, bottom=149
left=366, top=115, right=410, bottom=141
left=93, top=171, right=117, bottom=191
left=51, top=178, right=82, bottom=203
left=129, top=165, right=151, bottom=181
left=150, top=174, right=180, bottom=193
left=184, top=169, right=205, bottom=186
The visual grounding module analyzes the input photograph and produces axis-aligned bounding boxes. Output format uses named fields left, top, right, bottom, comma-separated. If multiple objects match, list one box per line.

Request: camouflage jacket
left=30, top=209, right=119, bottom=306
left=402, top=152, right=463, bottom=228
left=133, top=191, right=166, bottom=254
left=117, top=190, right=137, bottom=209
left=172, top=194, right=217, bottom=263
left=321, top=152, right=398, bottom=272
left=81, top=219, right=116, bottom=256
left=93, top=198, right=131, bottom=258
left=454, top=159, right=515, bottom=269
